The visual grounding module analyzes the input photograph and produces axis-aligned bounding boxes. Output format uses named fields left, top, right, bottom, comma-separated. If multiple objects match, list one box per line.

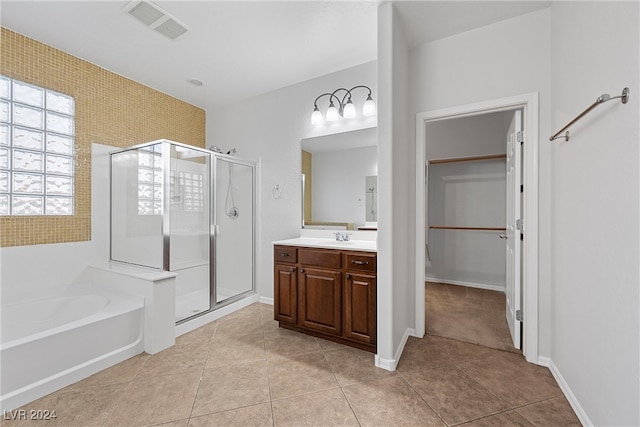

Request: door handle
left=499, top=234, right=508, bottom=239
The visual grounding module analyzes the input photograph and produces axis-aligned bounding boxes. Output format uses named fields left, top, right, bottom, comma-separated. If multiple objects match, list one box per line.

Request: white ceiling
left=0, top=1, right=550, bottom=111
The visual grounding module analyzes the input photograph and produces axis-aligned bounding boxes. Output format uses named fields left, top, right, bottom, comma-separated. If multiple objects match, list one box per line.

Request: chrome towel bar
left=550, top=87, right=629, bottom=142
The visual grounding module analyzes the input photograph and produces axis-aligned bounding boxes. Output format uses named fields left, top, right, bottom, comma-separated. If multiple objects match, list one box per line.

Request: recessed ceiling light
left=188, top=78, right=204, bottom=86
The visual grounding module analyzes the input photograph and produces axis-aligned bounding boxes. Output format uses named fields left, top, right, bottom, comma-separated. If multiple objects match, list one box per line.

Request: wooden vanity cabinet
left=344, top=252, right=377, bottom=345
left=274, top=246, right=298, bottom=324
left=273, top=245, right=377, bottom=352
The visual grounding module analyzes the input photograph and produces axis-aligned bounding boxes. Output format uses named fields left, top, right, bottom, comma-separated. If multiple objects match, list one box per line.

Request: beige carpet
left=425, top=282, right=520, bottom=353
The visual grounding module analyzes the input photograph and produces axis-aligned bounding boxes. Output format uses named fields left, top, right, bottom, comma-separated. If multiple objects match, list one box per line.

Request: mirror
left=301, top=127, right=377, bottom=230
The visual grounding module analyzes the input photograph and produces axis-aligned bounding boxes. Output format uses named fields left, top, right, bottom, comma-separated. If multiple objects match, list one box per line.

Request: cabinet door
left=274, top=263, right=297, bottom=324
left=344, top=272, right=377, bottom=344
left=298, top=267, right=342, bottom=336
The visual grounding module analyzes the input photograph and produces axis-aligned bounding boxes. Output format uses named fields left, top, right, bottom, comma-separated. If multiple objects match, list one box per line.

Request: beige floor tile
left=188, top=403, right=273, bottom=427
left=316, top=337, right=346, bottom=351
left=65, top=353, right=149, bottom=391
left=516, top=396, right=582, bottom=426
left=456, top=352, right=562, bottom=406
left=426, top=282, right=519, bottom=353
left=2, top=383, right=125, bottom=427
left=397, top=334, right=499, bottom=374
left=103, top=370, right=201, bottom=426
left=271, top=388, right=359, bottom=427
left=460, top=410, right=534, bottom=426
left=205, top=333, right=265, bottom=369
left=216, top=314, right=265, bottom=337
left=138, top=343, right=209, bottom=377
left=219, top=303, right=262, bottom=322
left=259, top=303, right=275, bottom=322
left=191, top=360, right=270, bottom=417
left=152, top=419, right=189, bottom=427
left=342, top=376, right=445, bottom=427
left=323, top=345, right=396, bottom=386
left=268, top=351, right=339, bottom=400
left=175, top=321, right=218, bottom=347
left=402, top=365, right=509, bottom=425
left=264, top=328, right=321, bottom=358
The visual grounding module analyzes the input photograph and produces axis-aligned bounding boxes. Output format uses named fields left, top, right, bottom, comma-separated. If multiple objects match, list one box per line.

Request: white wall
left=549, top=2, right=639, bottom=425
left=425, top=112, right=510, bottom=159
left=409, top=8, right=552, bottom=358
left=208, top=61, right=377, bottom=302
left=377, top=3, right=415, bottom=368
left=0, top=144, right=113, bottom=306
left=312, top=145, right=377, bottom=227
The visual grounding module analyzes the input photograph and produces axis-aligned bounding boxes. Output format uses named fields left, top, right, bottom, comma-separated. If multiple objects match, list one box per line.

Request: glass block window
left=137, top=145, right=163, bottom=215
left=0, top=76, right=75, bottom=216
left=178, top=171, right=204, bottom=212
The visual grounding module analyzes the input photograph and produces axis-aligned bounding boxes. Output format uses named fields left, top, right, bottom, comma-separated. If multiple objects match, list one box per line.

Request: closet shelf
left=429, top=226, right=506, bottom=232
left=428, top=154, right=506, bottom=165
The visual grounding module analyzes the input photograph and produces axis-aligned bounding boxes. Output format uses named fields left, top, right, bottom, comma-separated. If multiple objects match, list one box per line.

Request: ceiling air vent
left=123, top=0, right=191, bottom=41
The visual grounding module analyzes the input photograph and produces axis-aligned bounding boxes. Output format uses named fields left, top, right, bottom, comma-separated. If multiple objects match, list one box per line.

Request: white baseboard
left=259, top=296, right=273, bottom=305
left=548, top=359, right=592, bottom=427
left=424, top=276, right=505, bottom=293
left=375, top=327, right=415, bottom=372
left=537, top=356, right=551, bottom=367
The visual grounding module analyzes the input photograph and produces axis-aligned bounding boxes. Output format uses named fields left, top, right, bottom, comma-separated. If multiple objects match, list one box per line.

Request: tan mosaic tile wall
left=0, top=28, right=206, bottom=247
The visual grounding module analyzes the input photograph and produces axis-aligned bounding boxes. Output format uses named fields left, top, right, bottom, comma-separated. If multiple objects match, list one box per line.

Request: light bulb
left=326, top=102, right=340, bottom=122
left=311, top=106, right=323, bottom=125
left=362, top=94, right=376, bottom=116
left=343, top=100, right=356, bottom=118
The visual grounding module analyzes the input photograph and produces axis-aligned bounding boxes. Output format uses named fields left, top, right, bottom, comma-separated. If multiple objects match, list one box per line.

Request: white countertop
left=273, top=237, right=377, bottom=253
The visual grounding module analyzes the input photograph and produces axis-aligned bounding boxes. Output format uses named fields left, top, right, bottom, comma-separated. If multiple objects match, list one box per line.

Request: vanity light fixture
left=311, top=86, right=376, bottom=125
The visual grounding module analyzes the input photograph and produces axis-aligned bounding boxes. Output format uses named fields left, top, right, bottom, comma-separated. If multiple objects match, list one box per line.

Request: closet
left=424, top=111, right=520, bottom=353
left=427, top=154, right=506, bottom=289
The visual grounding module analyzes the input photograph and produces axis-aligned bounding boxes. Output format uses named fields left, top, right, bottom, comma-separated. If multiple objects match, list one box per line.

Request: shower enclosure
left=110, top=139, right=255, bottom=323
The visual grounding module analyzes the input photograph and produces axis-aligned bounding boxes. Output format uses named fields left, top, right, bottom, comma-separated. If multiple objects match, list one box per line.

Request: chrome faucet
left=334, top=232, right=351, bottom=242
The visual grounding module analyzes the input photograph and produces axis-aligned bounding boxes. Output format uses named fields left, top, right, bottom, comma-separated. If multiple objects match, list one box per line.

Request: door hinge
left=517, top=131, right=524, bottom=144
left=516, top=310, right=523, bottom=321
left=516, top=219, right=523, bottom=231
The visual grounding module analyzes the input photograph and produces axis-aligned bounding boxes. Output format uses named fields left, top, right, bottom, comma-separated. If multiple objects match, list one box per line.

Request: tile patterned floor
left=3, top=303, right=581, bottom=427
left=426, top=282, right=519, bottom=353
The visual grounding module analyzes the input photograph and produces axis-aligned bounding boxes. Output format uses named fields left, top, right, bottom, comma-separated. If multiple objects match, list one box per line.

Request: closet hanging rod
left=428, top=154, right=506, bottom=165
left=429, top=226, right=506, bottom=232
left=549, top=87, right=629, bottom=142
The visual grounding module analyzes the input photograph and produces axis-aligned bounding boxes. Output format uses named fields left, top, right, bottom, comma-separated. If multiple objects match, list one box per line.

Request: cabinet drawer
left=274, top=246, right=297, bottom=263
left=299, top=248, right=342, bottom=269
left=344, top=252, right=377, bottom=272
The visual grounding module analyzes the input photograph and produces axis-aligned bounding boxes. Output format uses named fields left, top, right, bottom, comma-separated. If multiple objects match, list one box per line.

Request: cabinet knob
left=279, top=253, right=290, bottom=257
left=346, top=274, right=351, bottom=279
left=352, top=260, right=369, bottom=265
left=289, top=267, right=296, bottom=273
left=300, top=268, right=305, bottom=273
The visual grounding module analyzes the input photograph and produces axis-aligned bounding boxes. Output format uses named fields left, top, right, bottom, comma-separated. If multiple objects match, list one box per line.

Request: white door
left=504, top=110, right=522, bottom=349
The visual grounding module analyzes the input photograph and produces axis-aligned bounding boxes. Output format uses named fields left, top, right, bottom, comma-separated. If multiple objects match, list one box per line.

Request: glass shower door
left=214, top=156, right=255, bottom=305
left=170, top=144, right=212, bottom=322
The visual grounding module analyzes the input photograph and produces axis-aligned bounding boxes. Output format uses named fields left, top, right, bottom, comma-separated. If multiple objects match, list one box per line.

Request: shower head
left=209, top=145, right=223, bottom=153
left=597, top=94, right=611, bottom=103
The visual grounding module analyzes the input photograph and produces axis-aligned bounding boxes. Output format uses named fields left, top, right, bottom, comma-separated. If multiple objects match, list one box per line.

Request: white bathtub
left=0, top=289, right=144, bottom=412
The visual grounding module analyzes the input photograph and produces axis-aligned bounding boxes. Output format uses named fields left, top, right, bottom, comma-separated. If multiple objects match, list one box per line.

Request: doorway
left=414, top=93, right=540, bottom=364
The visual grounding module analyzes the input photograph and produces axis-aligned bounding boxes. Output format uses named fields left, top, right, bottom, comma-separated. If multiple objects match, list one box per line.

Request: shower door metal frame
left=208, top=153, right=257, bottom=312
left=109, top=139, right=257, bottom=325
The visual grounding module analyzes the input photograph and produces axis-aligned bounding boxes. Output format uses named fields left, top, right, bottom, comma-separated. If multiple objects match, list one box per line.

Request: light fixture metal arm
left=313, top=92, right=341, bottom=108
